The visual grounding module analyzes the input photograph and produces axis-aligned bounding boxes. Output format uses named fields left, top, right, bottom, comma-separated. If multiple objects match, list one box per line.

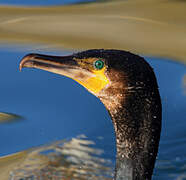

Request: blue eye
left=93, top=59, right=104, bottom=70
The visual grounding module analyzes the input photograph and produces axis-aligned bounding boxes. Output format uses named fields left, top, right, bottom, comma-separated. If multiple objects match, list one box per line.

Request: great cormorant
left=20, top=49, right=162, bottom=180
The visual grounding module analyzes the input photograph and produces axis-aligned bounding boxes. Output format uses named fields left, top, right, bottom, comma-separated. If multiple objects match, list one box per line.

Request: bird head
left=19, top=49, right=156, bottom=112
left=20, top=50, right=127, bottom=97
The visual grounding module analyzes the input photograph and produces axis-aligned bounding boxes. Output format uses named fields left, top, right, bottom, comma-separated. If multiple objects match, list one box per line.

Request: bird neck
left=102, top=87, right=162, bottom=180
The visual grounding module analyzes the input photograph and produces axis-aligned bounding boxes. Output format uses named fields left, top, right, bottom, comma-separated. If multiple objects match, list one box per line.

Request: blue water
left=0, top=0, right=94, bottom=6
left=0, top=47, right=114, bottom=156
left=0, top=46, right=185, bottom=179
left=0, top=0, right=185, bottom=178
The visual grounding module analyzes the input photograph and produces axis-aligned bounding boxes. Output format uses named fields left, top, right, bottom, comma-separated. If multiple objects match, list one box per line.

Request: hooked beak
left=19, top=53, right=83, bottom=79
left=19, top=53, right=109, bottom=95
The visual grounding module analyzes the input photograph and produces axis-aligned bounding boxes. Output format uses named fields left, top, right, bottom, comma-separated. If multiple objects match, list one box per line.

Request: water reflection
left=1, top=0, right=186, bottom=63
left=8, top=135, right=113, bottom=180
left=0, top=112, right=22, bottom=124
left=0, top=46, right=185, bottom=180
left=0, top=0, right=94, bottom=6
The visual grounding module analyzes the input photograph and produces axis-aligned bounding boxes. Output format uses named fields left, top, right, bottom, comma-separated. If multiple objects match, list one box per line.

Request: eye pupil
left=94, top=60, right=104, bottom=70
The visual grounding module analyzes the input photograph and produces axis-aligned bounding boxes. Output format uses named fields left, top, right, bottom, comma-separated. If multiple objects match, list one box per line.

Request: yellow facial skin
left=74, top=58, right=110, bottom=94
left=19, top=55, right=110, bottom=95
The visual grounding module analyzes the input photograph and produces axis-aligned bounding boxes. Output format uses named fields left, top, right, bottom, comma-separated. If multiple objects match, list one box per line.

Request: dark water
left=0, top=46, right=185, bottom=179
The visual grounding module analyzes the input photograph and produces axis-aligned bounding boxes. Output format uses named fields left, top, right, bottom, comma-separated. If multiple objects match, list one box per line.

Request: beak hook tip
left=19, top=53, right=36, bottom=72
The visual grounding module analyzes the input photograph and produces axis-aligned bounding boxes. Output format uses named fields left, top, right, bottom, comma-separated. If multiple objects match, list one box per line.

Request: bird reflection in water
left=9, top=135, right=113, bottom=180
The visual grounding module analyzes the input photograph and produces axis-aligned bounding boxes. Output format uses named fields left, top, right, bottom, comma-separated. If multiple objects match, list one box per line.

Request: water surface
left=0, top=0, right=94, bottom=6
left=0, top=46, right=185, bottom=179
